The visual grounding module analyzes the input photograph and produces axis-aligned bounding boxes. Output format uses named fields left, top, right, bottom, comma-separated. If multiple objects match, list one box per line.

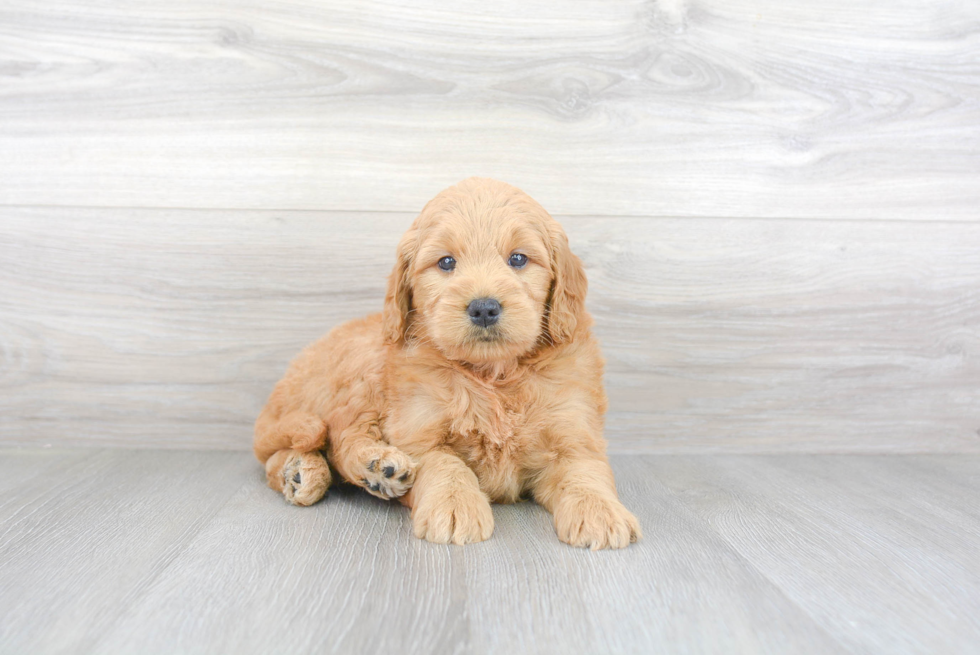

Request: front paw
left=412, top=486, right=494, bottom=545
left=553, top=492, right=641, bottom=550
left=357, top=445, right=416, bottom=500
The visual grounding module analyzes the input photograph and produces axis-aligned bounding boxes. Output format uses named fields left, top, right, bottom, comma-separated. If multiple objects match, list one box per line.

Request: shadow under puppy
left=254, top=177, right=640, bottom=549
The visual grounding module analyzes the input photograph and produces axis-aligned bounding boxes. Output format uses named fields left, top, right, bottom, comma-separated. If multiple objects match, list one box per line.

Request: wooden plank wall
left=1, top=0, right=978, bottom=452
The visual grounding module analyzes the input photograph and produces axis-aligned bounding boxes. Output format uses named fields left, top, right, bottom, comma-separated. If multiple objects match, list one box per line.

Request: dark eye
left=508, top=253, right=528, bottom=269
left=437, top=256, right=456, bottom=271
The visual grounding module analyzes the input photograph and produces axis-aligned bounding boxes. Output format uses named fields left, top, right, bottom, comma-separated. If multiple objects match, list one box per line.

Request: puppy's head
left=382, top=177, right=587, bottom=365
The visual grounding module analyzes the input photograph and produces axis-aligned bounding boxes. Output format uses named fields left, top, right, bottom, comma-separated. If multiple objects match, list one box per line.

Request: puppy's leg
left=265, top=449, right=331, bottom=506
left=254, top=409, right=328, bottom=463
left=532, top=455, right=641, bottom=550
left=330, top=425, right=416, bottom=500
left=401, top=451, right=494, bottom=545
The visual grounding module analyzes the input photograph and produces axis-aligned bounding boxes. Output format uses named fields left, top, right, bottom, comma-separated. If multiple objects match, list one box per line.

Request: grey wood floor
left=1, top=449, right=977, bottom=654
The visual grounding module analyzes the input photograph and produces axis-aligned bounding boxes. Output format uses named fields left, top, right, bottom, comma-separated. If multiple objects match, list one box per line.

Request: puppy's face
left=411, top=212, right=552, bottom=363
left=383, top=178, right=587, bottom=365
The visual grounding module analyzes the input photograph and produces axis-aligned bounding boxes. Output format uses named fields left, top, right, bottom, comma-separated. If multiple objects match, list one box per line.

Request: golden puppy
left=254, top=177, right=640, bottom=549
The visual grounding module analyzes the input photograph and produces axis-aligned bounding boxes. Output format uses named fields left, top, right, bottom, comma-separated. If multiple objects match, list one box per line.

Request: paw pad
left=279, top=452, right=330, bottom=507
left=358, top=447, right=416, bottom=499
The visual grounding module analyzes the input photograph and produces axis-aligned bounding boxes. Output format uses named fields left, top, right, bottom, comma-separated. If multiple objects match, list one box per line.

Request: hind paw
left=266, top=449, right=331, bottom=506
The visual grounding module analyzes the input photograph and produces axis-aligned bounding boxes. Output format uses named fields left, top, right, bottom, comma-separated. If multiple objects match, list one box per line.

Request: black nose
left=467, top=298, right=501, bottom=328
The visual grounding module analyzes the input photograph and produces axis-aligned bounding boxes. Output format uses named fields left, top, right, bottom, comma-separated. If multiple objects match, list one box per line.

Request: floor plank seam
left=704, top=529, right=853, bottom=653
left=84, top=471, right=255, bottom=652
left=639, top=459, right=852, bottom=653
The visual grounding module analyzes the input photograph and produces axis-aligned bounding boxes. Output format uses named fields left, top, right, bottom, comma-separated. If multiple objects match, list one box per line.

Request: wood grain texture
left=0, top=449, right=253, bottom=654
left=461, top=461, right=840, bottom=653
left=94, top=461, right=844, bottom=655
left=0, top=0, right=978, bottom=218
left=2, top=206, right=979, bottom=452
left=2, top=449, right=979, bottom=653
left=92, top=467, right=468, bottom=655
left=651, top=455, right=980, bottom=652
left=39, top=450, right=841, bottom=655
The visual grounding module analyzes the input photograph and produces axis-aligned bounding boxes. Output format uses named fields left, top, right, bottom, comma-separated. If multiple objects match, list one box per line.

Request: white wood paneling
left=2, top=206, right=977, bottom=452
left=1, top=0, right=977, bottom=453
left=0, top=0, right=978, bottom=217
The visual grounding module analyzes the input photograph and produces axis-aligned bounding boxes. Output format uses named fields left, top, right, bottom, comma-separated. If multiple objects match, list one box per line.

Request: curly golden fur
left=254, top=178, right=640, bottom=549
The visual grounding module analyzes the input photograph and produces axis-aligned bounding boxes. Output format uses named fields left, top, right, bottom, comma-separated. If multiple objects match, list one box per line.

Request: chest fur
left=438, top=374, right=543, bottom=501
left=450, top=382, right=526, bottom=496
left=385, top=360, right=560, bottom=502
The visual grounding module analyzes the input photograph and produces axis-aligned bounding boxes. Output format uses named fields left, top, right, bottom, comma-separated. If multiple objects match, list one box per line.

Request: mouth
left=473, top=327, right=503, bottom=343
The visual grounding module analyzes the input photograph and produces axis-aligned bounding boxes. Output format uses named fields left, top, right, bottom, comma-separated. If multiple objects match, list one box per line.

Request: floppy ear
left=546, top=222, right=588, bottom=344
left=382, top=230, right=416, bottom=344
